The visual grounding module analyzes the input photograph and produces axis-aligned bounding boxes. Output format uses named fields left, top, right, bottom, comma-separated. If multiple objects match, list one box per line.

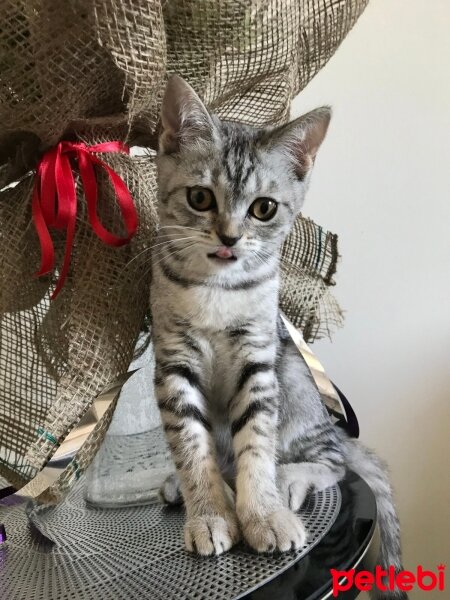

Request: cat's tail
left=344, top=438, right=407, bottom=600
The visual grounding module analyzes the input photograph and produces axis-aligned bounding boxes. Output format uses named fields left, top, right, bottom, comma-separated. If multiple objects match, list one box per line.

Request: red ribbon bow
left=32, top=141, right=138, bottom=299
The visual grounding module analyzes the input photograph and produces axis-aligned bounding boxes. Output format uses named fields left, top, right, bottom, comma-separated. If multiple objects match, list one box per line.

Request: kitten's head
left=155, top=75, right=330, bottom=280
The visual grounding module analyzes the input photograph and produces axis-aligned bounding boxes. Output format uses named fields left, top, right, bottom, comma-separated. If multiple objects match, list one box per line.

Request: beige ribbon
left=280, top=312, right=344, bottom=418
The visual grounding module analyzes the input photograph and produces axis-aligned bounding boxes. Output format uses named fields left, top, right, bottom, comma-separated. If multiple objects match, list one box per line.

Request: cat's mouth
left=207, top=248, right=238, bottom=262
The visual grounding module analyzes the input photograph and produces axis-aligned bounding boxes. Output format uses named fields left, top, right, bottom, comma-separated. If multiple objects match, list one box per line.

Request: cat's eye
left=187, top=187, right=216, bottom=212
left=249, top=198, right=278, bottom=221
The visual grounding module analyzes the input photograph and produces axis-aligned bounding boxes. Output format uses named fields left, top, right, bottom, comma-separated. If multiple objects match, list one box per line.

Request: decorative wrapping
left=0, top=0, right=367, bottom=497
left=281, top=217, right=343, bottom=341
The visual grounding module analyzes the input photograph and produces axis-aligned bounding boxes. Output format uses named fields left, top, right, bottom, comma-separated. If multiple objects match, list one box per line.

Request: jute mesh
left=0, top=0, right=368, bottom=498
left=281, top=217, right=344, bottom=341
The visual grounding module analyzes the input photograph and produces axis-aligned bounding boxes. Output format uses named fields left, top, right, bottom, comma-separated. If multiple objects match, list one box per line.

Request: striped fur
left=151, top=76, right=405, bottom=597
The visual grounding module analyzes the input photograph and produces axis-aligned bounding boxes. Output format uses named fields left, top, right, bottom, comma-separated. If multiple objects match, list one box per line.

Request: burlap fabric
left=0, top=0, right=366, bottom=498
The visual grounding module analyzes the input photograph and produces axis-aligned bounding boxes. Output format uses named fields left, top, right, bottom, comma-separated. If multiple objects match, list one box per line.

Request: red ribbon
left=32, top=141, right=138, bottom=299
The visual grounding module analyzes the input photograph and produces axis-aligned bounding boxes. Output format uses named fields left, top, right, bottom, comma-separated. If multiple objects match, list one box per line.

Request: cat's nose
left=217, top=233, right=241, bottom=247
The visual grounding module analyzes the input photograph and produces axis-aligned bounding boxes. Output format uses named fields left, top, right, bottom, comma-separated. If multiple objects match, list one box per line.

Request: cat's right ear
left=159, top=75, right=214, bottom=154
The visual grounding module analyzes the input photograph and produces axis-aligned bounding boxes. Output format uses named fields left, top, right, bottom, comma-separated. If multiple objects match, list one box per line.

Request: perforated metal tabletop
left=0, top=427, right=345, bottom=600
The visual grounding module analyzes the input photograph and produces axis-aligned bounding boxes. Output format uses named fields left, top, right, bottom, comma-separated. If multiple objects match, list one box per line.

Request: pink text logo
left=330, top=565, right=446, bottom=596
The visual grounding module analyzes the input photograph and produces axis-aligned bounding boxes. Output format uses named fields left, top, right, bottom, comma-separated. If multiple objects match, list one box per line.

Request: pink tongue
left=216, top=247, right=233, bottom=259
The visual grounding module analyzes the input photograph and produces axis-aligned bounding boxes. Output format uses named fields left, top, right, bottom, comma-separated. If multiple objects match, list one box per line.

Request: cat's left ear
left=269, top=107, right=331, bottom=179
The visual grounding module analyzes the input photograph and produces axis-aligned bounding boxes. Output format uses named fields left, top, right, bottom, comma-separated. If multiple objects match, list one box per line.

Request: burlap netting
left=0, top=0, right=366, bottom=498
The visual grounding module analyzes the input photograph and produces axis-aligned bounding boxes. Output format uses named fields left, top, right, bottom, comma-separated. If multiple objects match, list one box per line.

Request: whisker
left=158, top=225, right=211, bottom=239
left=158, top=225, right=201, bottom=232
left=150, top=241, right=198, bottom=268
left=119, top=236, right=199, bottom=274
left=150, top=235, right=199, bottom=249
left=150, top=238, right=200, bottom=259
left=253, top=248, right=276, bottom=269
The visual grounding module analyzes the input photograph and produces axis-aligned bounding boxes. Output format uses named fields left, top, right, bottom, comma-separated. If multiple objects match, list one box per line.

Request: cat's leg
left=160, top=472, right=236, bottom=508
left=228, top=331, right=306, bottom=553
left=277, top=462, right=344, bottom=511
left=276, top=329, right=346, bottom=511
left=277, top=420, right=346, bottom=511
left=155, top=334, right=240, bottom=555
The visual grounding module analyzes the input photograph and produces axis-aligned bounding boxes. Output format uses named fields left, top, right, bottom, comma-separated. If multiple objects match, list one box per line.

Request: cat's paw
left=160, top=472, right=183, bottom=505
left=240, top=507, right=307, bottom=553
left=184, top=512, right=240, bottom=556
left=277, top=468, right=310, bottom=512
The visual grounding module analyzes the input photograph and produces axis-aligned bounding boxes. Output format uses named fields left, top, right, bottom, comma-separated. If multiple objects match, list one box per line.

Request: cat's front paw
left=184, top=512, right=240, bottom=556
left=240, top=507, right=307, bottom=553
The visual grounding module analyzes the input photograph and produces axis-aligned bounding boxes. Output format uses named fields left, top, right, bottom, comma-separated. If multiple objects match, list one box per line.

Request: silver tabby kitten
left=151, top=76, right=405, bottom=598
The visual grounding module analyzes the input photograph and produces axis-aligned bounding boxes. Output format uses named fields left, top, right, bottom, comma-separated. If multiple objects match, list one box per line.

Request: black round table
left=244, top=472, right=379, bottom=600
left=0, top=470, right=378, bottom=600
